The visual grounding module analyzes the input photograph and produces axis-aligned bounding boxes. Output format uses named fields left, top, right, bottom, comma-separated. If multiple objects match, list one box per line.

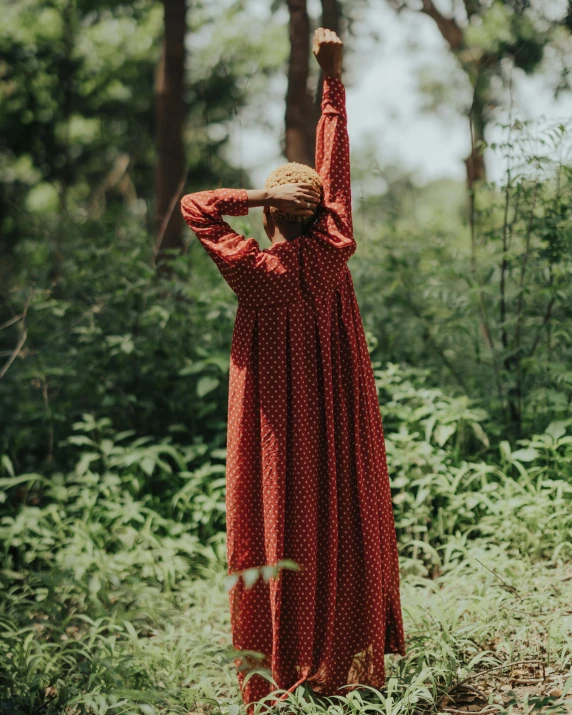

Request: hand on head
left=313, top=28, right=343, bottom=79
left=267, top=182, right=321, bottom=218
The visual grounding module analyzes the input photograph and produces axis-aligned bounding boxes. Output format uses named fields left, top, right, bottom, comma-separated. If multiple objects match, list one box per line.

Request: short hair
left=264, top=162, right=323, bottom=224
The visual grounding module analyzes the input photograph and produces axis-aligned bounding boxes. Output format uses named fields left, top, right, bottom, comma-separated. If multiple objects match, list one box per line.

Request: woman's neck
left=271, top=222, right=305, bottom=244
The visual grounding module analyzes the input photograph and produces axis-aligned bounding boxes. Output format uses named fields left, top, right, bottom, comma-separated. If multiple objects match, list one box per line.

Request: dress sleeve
left=298, top=77, right=356, bottom=293
left=180, top=188, right=257, bottom=265
left=310, top=77, right=355, bottom=254
left=180, top=188, right=299, bottom=305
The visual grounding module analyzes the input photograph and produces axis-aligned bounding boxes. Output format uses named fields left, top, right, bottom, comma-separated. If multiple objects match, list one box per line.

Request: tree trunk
left=313, top=0, right=342, bottom=123
left=285, top=0, right=315, bottom=165
left=466, top=71, right=487, bottom=187
left=412, top=0, right=488, bottom=185
left=59, top=0, right=76, bottom=215
left=155, top=0, right=187, bottom=258
left=321, top=0, right=341, bottom=32
left=466, top=96, right=486, bottom=187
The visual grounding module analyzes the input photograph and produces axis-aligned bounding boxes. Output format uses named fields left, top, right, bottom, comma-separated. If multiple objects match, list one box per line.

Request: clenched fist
left=313, top=27, right=343, bottom=80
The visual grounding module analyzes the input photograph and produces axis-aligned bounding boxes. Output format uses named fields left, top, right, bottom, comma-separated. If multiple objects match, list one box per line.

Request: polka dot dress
left=181, top=77, right=406, bottom=714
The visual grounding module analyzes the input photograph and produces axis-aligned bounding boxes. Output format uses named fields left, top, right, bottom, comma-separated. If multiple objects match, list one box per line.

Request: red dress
left=181, top=77, right=405, bottom=713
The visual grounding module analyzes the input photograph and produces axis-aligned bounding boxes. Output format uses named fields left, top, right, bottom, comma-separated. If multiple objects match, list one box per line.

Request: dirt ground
left=438, top=662, right=572, bottom=714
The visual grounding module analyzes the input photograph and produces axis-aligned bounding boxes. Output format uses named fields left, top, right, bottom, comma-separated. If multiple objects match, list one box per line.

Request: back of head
left=265, top=162, right=322, bottom=226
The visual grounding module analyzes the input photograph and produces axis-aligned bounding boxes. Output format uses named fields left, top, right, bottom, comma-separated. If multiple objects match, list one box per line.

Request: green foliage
left=0, top=0, right=286, bottom=252
left=0, top=416, right=230, bottom=711
left=373, top=363, right=572, bottom=569
left=407, top=0, right=572, bottom=139
left=353, top=119, right=572, bottom=437
left=1, top=364, right=571, bottom=713
left=0, top=213, right=236, bottom=473
left=463, top=0, right=548, bottom=74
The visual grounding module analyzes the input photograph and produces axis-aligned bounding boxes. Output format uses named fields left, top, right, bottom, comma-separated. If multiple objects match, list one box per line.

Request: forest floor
left=172, top=541, right=572, bottom=714
left=1, top=540, right=570, bottom=715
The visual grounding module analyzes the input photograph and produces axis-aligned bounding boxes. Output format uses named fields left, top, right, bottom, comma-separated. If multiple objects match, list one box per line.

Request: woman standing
left=181, top=28, right=405, bottom=713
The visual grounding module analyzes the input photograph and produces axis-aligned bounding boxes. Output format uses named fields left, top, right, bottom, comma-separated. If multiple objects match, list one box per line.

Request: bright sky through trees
left=230, top=0, right=572, bottom=189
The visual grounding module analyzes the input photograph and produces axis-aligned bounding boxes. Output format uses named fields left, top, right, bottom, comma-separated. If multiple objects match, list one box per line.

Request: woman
left=181, top=28, right=405, bottom=714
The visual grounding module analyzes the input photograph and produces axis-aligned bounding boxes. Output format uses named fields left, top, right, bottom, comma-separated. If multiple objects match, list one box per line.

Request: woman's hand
left=267, top=183, right=321, bottom=217
left=313, top=28, right=343, bottom=80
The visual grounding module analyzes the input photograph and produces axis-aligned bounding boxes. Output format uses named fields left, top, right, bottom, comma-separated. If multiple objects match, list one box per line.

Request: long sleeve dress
left=181, top=76, right=405, bottom=714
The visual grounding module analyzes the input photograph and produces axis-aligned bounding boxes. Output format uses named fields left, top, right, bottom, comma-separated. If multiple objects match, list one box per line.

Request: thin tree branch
left=41, top=375, right=54, bottom=462
left=453, top=660, right=545, bottom=688
left=467, top=79, right=503, bottom=402
left=0, top=314, right=23, bottom=331
left=473, top=557, right=519, bottom=597
left=500, top=180, right=511, bottom=355
left=419, top=0, right=464, bottom=51
left=513, top=182, right=538, bottom=351
left=0, top=294, right=31, bottom=379
left=0, top=329, right=27, bottom=379
left=528, top=297, right=556, bottom=358
left=153, top=166, right=189, bottom=265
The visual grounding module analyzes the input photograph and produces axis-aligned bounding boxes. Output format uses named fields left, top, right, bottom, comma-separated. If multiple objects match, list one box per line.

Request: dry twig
left=0, top=294, right=32, bottom=379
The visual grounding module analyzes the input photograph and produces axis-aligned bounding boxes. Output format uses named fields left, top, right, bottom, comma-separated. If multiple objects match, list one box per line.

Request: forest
left=1, top=0, right=572, bottom=713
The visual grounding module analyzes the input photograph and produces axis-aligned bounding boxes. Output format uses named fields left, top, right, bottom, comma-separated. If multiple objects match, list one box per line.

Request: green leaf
left=66, top=435, right=96, bottom=447
left=179, top=360, right=206, bottom=376
left=141, top=457, right=156, bottom=476
left=120, top=336, right=134, bottom=354
left=261, top=565, right=276, bottom=582
left=1, top=455, right=14, bottom=477
left=500, top=441, right=512, bottom=460
left=277, top=559, right=300, bottom=572
left=511, top=448, right=539, bottom=462
left=76, top=452, right=100, bottom=476
left=0, top=473, right=47, bottom=489
left=242, top=568, right=260, bottom=589
left=434, top=424, right=456, bottom=447
left=546, top=421, right=567, bottom=440
left=470, top=421, right=489, bottom=447
left=224, top=574, right=239, bottom=592
left=197, top=376, right=219, bottom=398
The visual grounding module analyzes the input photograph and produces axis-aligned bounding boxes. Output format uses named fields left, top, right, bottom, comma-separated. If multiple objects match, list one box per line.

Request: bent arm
left=181, top=186, right=319, bottom=243
left=180, top=188, right=300, bottom=303
left=180, top=188, right=261, bottom=268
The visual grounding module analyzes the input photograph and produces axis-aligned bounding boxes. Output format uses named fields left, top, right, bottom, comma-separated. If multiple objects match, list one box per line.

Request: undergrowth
left=1, top=364, right=571, bottom=714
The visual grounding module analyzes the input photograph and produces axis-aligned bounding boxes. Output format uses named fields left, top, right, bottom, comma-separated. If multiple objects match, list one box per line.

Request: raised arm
left=315, top=76, right=351, bottom=221
left=305, top=28, right=355, bottom=266
left=314, top=29, right=350, bottom=215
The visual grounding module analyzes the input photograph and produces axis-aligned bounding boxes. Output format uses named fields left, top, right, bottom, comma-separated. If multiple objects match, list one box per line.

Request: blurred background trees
left=387, top=0, right=572, bottom=185
left=283, top=0, right=343, bottom=164
left=284, top=0, right=316, bottom=164
left=1, top=0, right=571, bottom=461
left=154, top=0, right=187, bottom=255
left=0, top=0, right=283, bottom=265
